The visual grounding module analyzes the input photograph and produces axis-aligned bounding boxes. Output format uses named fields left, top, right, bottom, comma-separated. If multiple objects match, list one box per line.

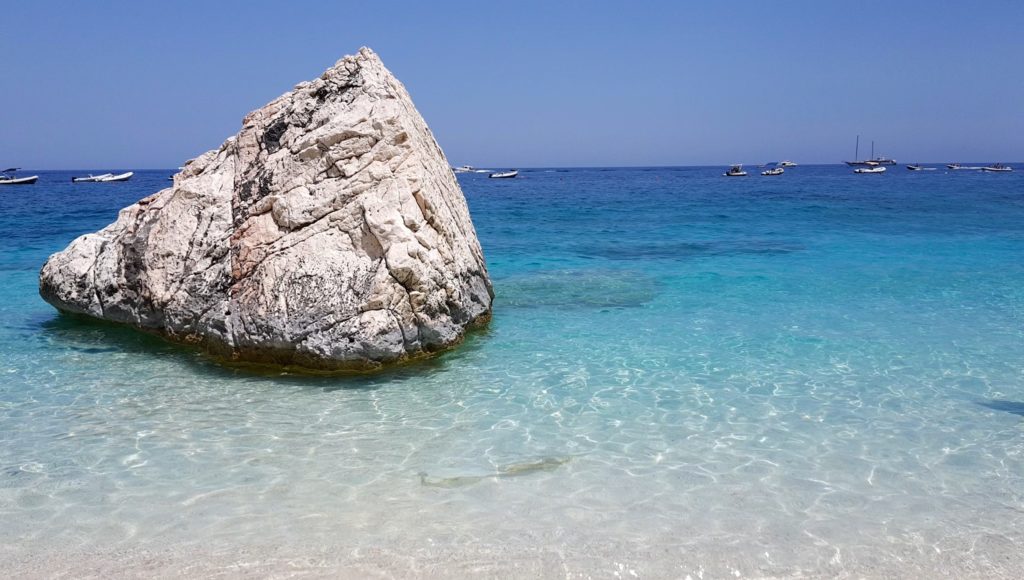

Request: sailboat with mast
left=845, top=136, right=868, bottom=166
left=845, top=136, right=896, bottom=166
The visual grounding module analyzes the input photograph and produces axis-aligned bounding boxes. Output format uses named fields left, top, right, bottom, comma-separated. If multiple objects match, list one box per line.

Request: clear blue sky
left=2, top=0, right=1022, bottom=169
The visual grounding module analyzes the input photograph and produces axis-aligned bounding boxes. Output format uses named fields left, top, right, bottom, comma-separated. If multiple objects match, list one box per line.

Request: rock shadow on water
left=36, top=312, right=488, bottom=390
left=496, top=269, right=660, bottom=309
left=36, top=312, right=182, bottom=355
left=419, top=456, right=572, bottom=488
left=977, top=399, right=1024, bottom=417
left=575, top=239, right=804, bottom=261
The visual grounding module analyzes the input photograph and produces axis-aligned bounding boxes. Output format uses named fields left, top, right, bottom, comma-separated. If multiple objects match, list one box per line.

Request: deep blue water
left=2, top=166, right=1023, bottom=575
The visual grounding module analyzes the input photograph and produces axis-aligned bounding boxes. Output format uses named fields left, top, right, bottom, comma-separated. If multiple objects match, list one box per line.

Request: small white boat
left=74, top=171, right=133, bottom=182
left=906, top=164, right=936, bottom=171
left=72, top=173, right=114, bottom=182
left=724, top=164, right=747, bottom=177
left=453, top=165, right=475, bottom=173
left=761, top=163, right=784, bottom=176
left=0, top=168, right=38, bottom=185
left=779, top=160, right=797, bottom=168
left=982, top=163, right=1013, bottom=173
left=488, top=170, right=518, bottom=179
left=854, top=166, right=886, bottom=174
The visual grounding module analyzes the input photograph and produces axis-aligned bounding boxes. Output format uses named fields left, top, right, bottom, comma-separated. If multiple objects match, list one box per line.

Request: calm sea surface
left=2, top=166, right=1023, bottom=576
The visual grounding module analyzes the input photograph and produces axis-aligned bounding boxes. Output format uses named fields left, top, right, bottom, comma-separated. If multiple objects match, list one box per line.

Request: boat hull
left=72, top=173, right=114, bottom=183
left=72, top=172, right=133, bottom=182
left=99, top=172, right=134, bottom=182
left=0, top=176, right=38, bottom=185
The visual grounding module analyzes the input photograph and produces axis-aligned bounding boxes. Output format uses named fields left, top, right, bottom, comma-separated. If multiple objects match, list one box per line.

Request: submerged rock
left=419, top=456, right=572, bottom=488
left=40, top=48, right=493, bottom=371
left=498, top=269, right=660, bottom=309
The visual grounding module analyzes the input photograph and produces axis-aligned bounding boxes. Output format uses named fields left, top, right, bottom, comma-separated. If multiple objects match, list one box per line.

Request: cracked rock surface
left=39, top=47, right=493, bottom=370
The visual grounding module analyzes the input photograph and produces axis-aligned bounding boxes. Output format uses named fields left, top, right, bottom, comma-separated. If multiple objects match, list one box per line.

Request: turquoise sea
left=2, top=166, right=1023, bottom=577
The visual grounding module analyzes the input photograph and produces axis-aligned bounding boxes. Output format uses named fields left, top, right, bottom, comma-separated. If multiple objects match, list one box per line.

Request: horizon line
left=13, top=161, right=1022, bottom=172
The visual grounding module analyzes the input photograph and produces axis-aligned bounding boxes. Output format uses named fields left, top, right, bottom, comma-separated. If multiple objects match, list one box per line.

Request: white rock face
left=40, top=48, right=493, bottom=370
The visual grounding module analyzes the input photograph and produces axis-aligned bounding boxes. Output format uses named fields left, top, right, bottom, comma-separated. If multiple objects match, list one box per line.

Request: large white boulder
left=40, top=48, right=493, bottom=370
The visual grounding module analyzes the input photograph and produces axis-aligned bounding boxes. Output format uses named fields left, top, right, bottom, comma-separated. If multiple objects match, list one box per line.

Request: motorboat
left=0, top=168, right=38, bottom=185
left=982, top=163, right=1013, bottom=172
left=488, top=170, right=518, bottom=179
left=854, top=166, right=886, bottom=174
left=779, top=160, right=797, bottom=167
left=906, top=164, right=936, bottom=171
left=98, top=172, right=133, bottom=182
left=0, top=175, right=38, bottom=184
left=761, top=163, right=784, bottom=176
left=454, top=166, right=493, bottom=174
left=74, top=171, right=132, bottom=182
left=724, top=164, right=747, bottom=177
left=72, top=173, right=114, bottom=182
left=946, top=163, right=961, bottom=170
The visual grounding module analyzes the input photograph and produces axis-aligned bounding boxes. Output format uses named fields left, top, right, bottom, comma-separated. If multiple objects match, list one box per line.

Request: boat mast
left=871, top=141, right=874, bottom=161
left=855, top=135, right=859, bottom=161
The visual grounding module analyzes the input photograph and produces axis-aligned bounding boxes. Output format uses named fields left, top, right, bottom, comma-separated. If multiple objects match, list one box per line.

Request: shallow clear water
left=2, top=167, right=1023, bottom=576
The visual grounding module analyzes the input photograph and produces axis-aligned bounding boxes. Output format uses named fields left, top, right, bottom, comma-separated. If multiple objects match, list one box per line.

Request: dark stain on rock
left=262, top=119, right=288, bottom=155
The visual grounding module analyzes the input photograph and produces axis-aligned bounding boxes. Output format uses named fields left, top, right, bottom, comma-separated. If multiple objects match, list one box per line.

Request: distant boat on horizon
left=453, top=165, right=492, bottom=174
left=854, top=165, right=886, bottom=174
left=981, top=163, right=1013, bottom=172
left=845, top=136, right=896, bottom=166
left=724, top=164, right=748, bottom=177
left=906, top=164, right=936, bottom=171
left=0, top=167, right=38, bottom=185
left=779, top=160, right=797, bottom=168
left=73, top=171, right=134, bottom=183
